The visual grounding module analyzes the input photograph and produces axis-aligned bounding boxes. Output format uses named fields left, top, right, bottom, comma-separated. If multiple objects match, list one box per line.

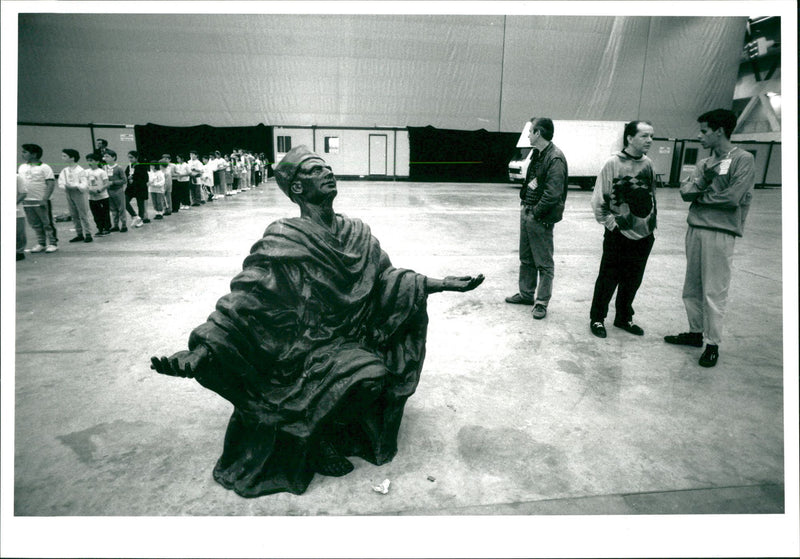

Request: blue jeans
left=518, top=207, right=554, bottom=305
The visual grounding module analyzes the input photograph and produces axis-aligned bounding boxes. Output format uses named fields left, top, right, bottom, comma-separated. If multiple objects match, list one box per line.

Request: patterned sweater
left=591, top=150, right=657, bottom=241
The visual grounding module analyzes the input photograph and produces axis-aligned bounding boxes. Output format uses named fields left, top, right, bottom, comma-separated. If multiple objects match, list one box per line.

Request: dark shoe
left=95, top=230, right=108, bottom=236
left=192, top=203, right=201, bottom=207
left=154, top=214, right=163, bottom=220
left=164, top=211, right=172, bottom=216
left=83, top=235, right=93, bottom=243
left=143, top=218, right=151, bottom=223
left=16, top=252, right=25, bottom=261
left=614, top=320, right=644, bottom=336
left=109, top=226, right=120, bottom=232
left=532, top=303, right=547, bottom=320
left=590, top=321, right=607, bottom=338
left=69, top=235, right=85, bottom=243
left=120, top=227, right=128, bottom=233
left=664, top=332, right=703, bottom=347
left=699, top=344, right=719, bottom=367
left=505, top=293, right=535, bottom=305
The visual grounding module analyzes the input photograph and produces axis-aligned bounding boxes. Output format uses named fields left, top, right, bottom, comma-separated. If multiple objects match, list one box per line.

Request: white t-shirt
left=148, top=170, right=166, bottom=193
left=18, top=162, right=55, bottom=203
left=175, top=161, right=191, bottom=182
left=202, top=162, right=214, bottom=186
left=85, top=167, right=109, bottom=201
left=187, top=159, right=204, bottom=183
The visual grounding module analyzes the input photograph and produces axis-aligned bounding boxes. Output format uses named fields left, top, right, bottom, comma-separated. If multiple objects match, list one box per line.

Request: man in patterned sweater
left=589, top=120, right=657, bottom=339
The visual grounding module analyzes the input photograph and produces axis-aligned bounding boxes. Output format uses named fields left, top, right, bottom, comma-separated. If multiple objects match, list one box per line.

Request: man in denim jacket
left=505, top=118, right=569, bottom=320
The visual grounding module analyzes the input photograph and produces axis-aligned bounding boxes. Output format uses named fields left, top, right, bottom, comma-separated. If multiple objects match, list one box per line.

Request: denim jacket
left=520, top=142, right=568, bottom=224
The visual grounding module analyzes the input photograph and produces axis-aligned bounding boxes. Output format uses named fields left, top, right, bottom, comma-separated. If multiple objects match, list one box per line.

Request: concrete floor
left=7, top=179, right=796, bottom=552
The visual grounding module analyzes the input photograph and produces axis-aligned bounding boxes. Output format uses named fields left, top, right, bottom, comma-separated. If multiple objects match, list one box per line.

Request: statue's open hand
left=150, top=346, right=208, bottom=378
left=443, top=274, right=485, bottom=292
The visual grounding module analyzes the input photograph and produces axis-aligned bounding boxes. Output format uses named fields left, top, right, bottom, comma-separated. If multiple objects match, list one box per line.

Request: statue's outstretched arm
left=426, top=274, right=485, bottom=294
left=150, top=344, right=210, bottom=379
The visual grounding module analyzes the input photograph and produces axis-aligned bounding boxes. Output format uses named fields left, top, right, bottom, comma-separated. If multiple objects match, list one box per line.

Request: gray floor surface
left=7, top=179, right=795, bottom=554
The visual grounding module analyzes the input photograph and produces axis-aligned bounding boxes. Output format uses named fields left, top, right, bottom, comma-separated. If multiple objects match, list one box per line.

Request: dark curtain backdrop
left=134, top=123, right=274, bottom=174
left=408, top=126, right=519, bottom=182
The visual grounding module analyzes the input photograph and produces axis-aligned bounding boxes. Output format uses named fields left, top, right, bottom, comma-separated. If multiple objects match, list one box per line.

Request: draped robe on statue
left=186, top=213, right=429, bottom=497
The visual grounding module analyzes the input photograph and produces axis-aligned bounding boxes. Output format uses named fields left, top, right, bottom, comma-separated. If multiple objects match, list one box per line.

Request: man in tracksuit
left=505, top=117, right=569, bottom=320
left=665, top=109, right=755, bottom=368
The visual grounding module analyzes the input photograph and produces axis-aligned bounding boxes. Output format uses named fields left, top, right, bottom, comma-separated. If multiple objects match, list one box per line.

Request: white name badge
left=718, top=159, right=731, bottom=175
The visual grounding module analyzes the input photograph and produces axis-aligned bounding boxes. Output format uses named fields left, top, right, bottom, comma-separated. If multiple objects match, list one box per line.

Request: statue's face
left=295, top=158, right=337, bottom=204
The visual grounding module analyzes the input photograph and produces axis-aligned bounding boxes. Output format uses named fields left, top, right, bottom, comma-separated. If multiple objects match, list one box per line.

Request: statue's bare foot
left=313, top=439, right=354, bottom=477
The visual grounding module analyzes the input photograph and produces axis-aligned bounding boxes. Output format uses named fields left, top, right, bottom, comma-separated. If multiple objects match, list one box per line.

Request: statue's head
left=275, top=145, right=337, bottom=205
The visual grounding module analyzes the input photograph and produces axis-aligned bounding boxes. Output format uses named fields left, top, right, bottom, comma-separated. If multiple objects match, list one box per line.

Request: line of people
left=16, top=145, right=268, bottom=255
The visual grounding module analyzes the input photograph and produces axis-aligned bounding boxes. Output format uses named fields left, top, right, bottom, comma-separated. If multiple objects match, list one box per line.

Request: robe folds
left=186, top=214, right=429, bottom=497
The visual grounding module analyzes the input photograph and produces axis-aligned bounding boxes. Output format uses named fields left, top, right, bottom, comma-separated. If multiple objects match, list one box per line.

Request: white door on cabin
left=369, top=134, right=387, bottom=176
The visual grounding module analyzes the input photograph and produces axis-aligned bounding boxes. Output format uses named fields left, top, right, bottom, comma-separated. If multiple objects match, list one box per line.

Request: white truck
left=507, top=120, right=627, bottom=190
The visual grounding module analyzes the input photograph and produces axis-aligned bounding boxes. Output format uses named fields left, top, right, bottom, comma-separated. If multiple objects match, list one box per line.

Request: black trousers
left=126, top=193, right=147, bottom=219
left=89, top=198, right=112, bottom=233
left=590, top=228, right=654, bottom=323
left=172, top=181, right=191, bottom=211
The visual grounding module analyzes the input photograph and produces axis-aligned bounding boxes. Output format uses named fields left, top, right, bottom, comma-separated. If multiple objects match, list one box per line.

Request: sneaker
left=590, top=321, right=607, bottom=338
left=699, top=344, right=719, bottom=367
left=45, top=244, right=58, bottom=253
left=84, top=234, right=93, bottom=243
left=614, top=320, right=644, bottom=336
left=134, top=218, right=144, bottom=228
left=120, top=227, right=128, bottom=233
left=505, top=293, right=535, bottom=305
left=30, top=244, right=45, bottom=253
left=16, top=252, right=25, bottom=261
left=154, top=214, right=163, bottom=220
left=109, top=226, right=120, bottom=232
left=532, top=303, right=547, bottom=320
left=664, top=332, right=703, bottom=347
left=69, top=235, right=85, bottom=243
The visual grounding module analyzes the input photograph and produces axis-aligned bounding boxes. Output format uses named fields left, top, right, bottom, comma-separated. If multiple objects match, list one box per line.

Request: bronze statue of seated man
left=151, top=145, right=484, bottom=497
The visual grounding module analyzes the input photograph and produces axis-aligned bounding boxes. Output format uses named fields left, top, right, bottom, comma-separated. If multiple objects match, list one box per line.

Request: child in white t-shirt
left=85, top=153, right=111, bottom=236
left=58, top=149, right=93, bottom=242
left=19, top=143, right=58, bottom=252
left=201, top=154, right=215, bottom=202
left=148, top=161, right=168, bottom=219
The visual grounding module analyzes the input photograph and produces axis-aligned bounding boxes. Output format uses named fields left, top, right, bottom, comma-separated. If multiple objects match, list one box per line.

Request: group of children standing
left=16, top=143, right=268, bottom=260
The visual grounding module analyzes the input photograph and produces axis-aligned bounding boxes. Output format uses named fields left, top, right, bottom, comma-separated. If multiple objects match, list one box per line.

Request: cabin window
left=324, top=137, right=340, bottom=154
left=277, top=136, right=292, bottom=153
